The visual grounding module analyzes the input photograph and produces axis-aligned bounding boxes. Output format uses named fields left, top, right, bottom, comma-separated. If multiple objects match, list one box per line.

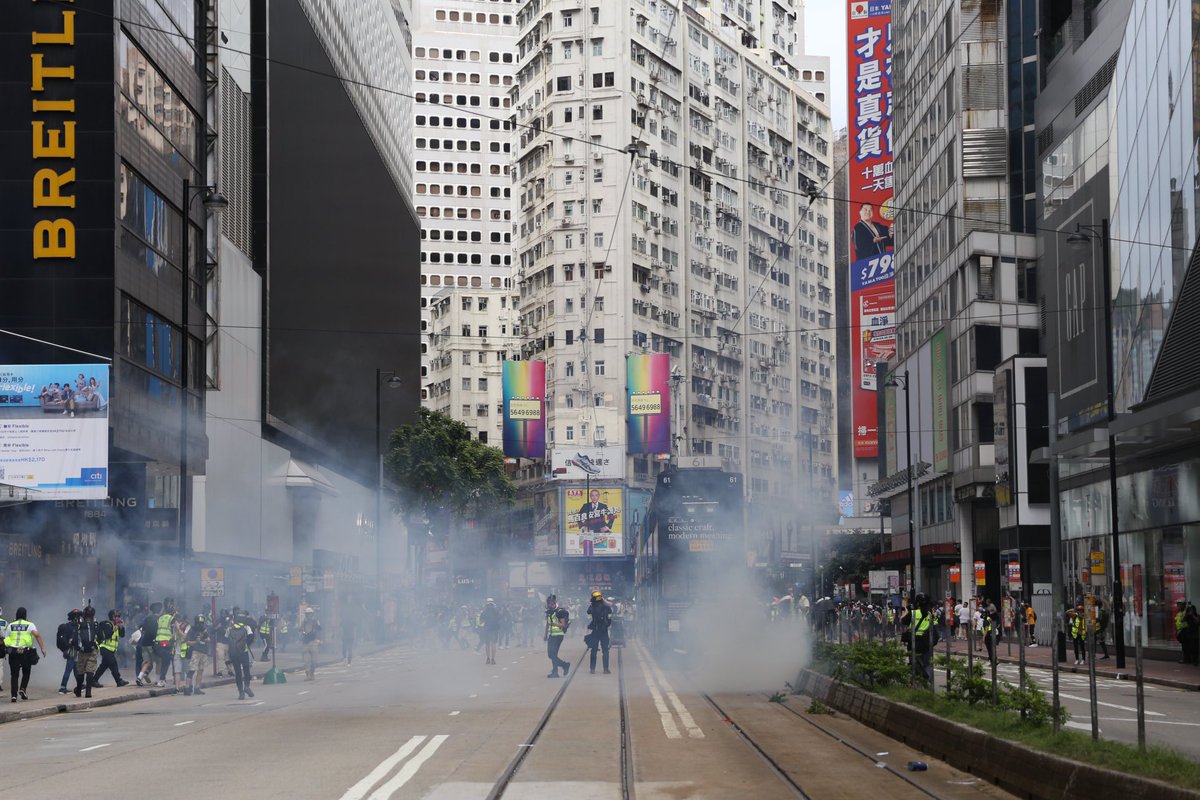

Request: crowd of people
left=0, top=600, right=331, bottom=703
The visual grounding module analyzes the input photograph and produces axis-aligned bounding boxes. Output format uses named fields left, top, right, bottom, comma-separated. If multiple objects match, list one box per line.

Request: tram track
left=487, top=645, right=635, bottom=799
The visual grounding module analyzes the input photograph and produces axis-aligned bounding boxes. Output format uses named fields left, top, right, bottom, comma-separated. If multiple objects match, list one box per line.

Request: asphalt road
left=1, top=642, right=1015, bottom=799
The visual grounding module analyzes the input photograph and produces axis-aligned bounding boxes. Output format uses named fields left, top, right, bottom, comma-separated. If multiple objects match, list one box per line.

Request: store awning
left=873, top=542, right=960, bottom=566
left=286, top=458, right=339, bottom=495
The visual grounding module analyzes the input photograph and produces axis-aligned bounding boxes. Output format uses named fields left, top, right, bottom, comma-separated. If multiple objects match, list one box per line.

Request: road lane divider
left=339, top=736, right=427, bottom=800
left=366, top=735, right=449, bottom=800
left=79, top=743, right=110, bottom=752
left=632, top=642, right=681, bottom=739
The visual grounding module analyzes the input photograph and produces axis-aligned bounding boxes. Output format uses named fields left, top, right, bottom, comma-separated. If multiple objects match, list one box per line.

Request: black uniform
left=586, top=599, right=613, bottom=673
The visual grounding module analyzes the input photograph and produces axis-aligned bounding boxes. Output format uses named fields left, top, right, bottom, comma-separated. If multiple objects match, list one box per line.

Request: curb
left=0, top=643, right=396, bottom=726
left=794, top=668, right=1200, bottom=800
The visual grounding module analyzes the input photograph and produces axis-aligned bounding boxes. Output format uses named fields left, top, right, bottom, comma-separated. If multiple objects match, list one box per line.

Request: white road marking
left=339, top=736, right=426, bottom=800
left=641, top=643, right=705, bottom=738
left=633, top=644, right=681, bottom=739
left=469, top=694, right=478, bottom=698
left=366, top=735, right=449, bottom=800
left=174, top=720, right=194, bottom=727
left=1103, top=717, right=1200, bottom=726
left=252, top=701, right=265, bottom=706
left=449, top=711, right=460, bottom=716
left=1058, top=693, right=1165, bottom=715
left=298, top=690, right=310, bottom=695
left=1065, top=721, right=1099, bottom=732
left=80, top=743, right=110, bottom=752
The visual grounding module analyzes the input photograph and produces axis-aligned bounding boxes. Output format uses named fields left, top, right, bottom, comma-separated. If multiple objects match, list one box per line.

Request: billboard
left=550, top=446, right=624, bottom=480
left=0, top=364, right=110, bottom=499
left=0, top=1, right=117, bottom=363
left=626, top=353, right=671, bottom=455
left=847, top=0, right=896, bottom=458
left=564, top=486, right=624, bottom=557
left=502, top=360, right=546, bottom=459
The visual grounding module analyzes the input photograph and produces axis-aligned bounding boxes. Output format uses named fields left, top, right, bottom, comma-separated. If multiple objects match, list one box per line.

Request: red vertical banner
left=847, top=0, right=896, bottom=459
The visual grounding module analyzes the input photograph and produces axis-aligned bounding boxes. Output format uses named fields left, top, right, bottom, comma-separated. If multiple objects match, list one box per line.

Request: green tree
left=384, top=408, right=515, bottom=535
left=824, top=534, right=880, bottom=589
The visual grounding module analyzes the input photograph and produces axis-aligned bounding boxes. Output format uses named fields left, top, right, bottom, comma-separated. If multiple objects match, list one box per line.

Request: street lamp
left=177, top=178, right=227, bottom=602
left=375, top=369, right=403, bottom=631
left=884, top=370, right=919, bottom=596
left=1067, top=219, right=1126, bottom=669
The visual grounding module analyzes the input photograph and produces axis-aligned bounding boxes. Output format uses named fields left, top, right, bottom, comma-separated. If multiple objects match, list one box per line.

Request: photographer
left=92, top=610, right=129, bottom=688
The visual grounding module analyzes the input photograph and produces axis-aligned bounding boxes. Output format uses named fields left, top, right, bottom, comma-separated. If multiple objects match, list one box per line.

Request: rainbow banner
left=626, top=353, right=671, bottom=455
left=502, top=360, right=546, bottom=459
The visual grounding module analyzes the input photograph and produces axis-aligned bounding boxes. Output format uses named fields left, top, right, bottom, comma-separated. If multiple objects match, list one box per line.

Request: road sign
left=200, top=567, right=225, bottom=597
left=1090, top=551, right=1106, bottom=575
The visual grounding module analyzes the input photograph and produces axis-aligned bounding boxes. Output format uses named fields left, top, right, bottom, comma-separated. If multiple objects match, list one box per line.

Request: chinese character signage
left=626, top=353, right=671, bottom=455
left=564, top=487, right=624, bottom=557
left=847, top=0, right=896, bottom=459
left=502, top=360, right=545, bottom=459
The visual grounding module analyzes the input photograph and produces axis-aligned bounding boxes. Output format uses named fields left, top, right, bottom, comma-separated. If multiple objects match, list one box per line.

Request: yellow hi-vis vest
left=4, top=620, right=33, bottom=649
left=912, top=609, right=931, bottom=636
left=548, top=617, right=565, bottom=637
left=1176, top=611, right=1187, bottom=633
left=155, top=613, right=174, bottom=643
left=1071, top=614, right=1086, bottom=638
left=99, top=625, right=119, bottom=652
left=259, top=620, right=272, bottom=635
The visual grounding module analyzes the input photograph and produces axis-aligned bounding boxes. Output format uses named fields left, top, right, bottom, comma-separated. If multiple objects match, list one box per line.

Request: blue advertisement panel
left=0, top=364, right=109, bottom=499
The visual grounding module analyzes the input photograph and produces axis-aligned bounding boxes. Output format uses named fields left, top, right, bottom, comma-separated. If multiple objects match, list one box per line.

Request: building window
left=594, top=329, right=605, bottom=343
left=594, top=360, right=605, bottom=376
left=566, top=425, right=575, bottom=441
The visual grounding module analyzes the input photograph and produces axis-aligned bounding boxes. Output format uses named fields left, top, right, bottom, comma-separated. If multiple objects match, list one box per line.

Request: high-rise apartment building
left=413, top=0, right=520, bottom=434
left=875, top=0, right=1042, bottom=599
left=510, top=0, right=836, bottom=589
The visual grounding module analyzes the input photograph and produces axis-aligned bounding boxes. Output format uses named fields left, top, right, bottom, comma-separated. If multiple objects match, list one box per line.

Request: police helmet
left=68, top=608, right=82, bottom=621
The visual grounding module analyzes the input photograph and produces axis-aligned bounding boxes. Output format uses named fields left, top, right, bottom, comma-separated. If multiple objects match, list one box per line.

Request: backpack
left=56, top=622, right=76, bottom=653
left=930, top=624, right=941, bottom=648
left=227, top=622, right=249, bottom=653
left=78, top=621, right=98, bottom=652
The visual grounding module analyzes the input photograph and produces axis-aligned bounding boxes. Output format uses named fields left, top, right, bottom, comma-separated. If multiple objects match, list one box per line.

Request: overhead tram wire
left=58, top=2, right=1200, bottom=260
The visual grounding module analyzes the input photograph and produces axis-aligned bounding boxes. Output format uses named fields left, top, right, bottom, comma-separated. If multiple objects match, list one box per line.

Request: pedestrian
left=5, top=607, right=47, bottom=702
left=299, top=607, right=321, bottom=680
left=56, top=609, right=82, bottom=695
left=972, top=604, right=984, bottom=650
left=93, top=609, right=129, bottom=688
left=0, top=605, right=7, bottom=695
left=214, top=610, right=231, bottom=677
left=910, top=594, right=934, bottom=684
left=1096, top=600, right=1111, bottom=660
left=480, top=599, right=500, bottom=665
left=544, top=596, right=570, bottom=678
left=186, top=615, right=211, bottom=695
left=258, top=614, right=274, bottom=662
left=1069, top=603, right=1087, bottom=665
left=1024, top=602, right=1038, bottom=647
left=136, top=603, right=160, bottom=685
left=585, top=591, right=613, bottom=675
left=226, top=611, right=255, bottom=700
left=172, top=613, right=191, bottom=693
left=153, top=600, right=176, bottom=687
left=72, top=606, right=101, bottom=698
left=499, top=603, right=513, bottom=650
left=341, top=604, right=358, bottom=666
left=1185, top=603, right=1200, bottom=666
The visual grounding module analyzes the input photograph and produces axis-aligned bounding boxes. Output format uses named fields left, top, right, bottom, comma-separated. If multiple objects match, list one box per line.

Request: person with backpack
left=135, top=603, right=161, bottom=686
left=226, top=611, right=255, bottom=700
left=910, top=593, right=936, bottom=685
left=151, top=599, right=178, bottom=688
left=56, top=609, right=82, bottom=695
left=585, top=591, right=613, bottom=675
left=72, top=606, right=101, bottom=697
left=92, top=609, right=129, bottom=688
left=479, top=599, right=500, bottom=665
left=186, top=615, right=211, bottom=695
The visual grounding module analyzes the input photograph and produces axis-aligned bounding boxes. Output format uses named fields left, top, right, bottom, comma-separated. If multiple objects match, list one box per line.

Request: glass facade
left=1060, top=459, right=1200, bottom=649
left=119, top=164, right=202, bottom=302
left=1109, top=1, right=1199, bottom=413
left=1007, top=0, right=1038, bottom=234
left=118, top=30, right=199, bottom=174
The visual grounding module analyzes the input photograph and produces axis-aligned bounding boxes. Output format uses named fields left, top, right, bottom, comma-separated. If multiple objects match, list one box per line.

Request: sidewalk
left=0, top=642, right=396, bottom=725
left=941, top=636, right=1200, bottom=691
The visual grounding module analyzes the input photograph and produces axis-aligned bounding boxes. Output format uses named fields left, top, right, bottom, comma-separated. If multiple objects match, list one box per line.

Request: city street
left=1, top=642, right=1015, bottom=799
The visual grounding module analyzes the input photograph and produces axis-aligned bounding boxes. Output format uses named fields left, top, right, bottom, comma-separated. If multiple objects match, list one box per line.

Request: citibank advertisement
left=0, top=364, right=110, bottom=499
left=502, top=360, right=546, bottom=459
left=564, top=487, right=624, bottom=557
left=848, top=0, right=896, bottom=458
left=626, top=353, right=671, bottom=455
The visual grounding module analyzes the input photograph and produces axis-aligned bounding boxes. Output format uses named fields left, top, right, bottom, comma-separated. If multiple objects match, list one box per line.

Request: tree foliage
left=384, top=408, right=514, bottom=531
left=824, top=534, right=882, bottom=586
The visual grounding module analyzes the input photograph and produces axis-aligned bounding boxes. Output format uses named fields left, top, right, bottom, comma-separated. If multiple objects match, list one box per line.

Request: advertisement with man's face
left=563, top=487, right=624, bottom=556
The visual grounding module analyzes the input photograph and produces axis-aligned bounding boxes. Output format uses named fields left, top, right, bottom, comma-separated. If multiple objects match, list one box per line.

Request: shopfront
left=1060, top=459, right=1200, bottom=651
